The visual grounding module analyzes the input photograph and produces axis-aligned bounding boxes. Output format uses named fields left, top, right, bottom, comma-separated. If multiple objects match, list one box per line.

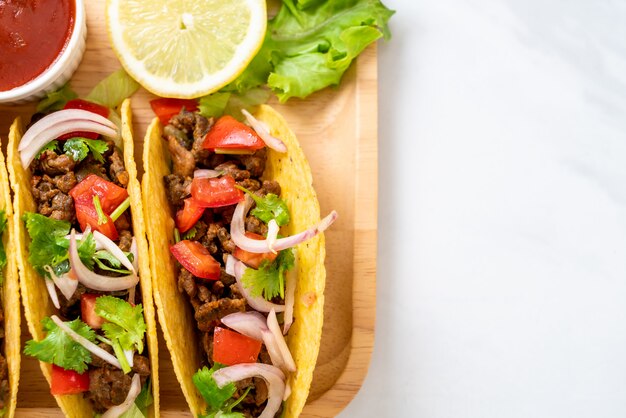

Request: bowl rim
left=0, top=0, right=86, bottom=102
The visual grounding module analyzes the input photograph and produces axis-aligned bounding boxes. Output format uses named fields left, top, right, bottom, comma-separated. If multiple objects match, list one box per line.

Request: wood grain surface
left=0, top=1, right=377, bottom=416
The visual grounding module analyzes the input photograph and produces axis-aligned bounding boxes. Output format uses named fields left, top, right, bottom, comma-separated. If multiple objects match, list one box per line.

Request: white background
left=341, top=1, right=626, bottom=417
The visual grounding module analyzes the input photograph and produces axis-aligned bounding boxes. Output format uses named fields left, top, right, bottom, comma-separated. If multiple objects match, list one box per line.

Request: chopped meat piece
left=254, top=378, right=268, bottom=406
left=178, top=269, right=197, bottom=299
left=259, top=180, right=281, bottom=197
left=245, top=216, right=267, bottom=236
left=194, top=297, right=246, bottom=332
left=167, top=136, right=195, bottom=178
left=170, top=109, right=196, bottom=140
left=132, top=354, right=151, bottom=376
left=237, top=149, right=266, bottom=178
left=164, top=174, right=191, bottom=206
left=50, top=172, right=77, bottom=193
left=31, top=175, right=59, bottom=202
left=164, top=125, right=192, bottom=149
left=118, top=230, right=132, bottom=252
left=75, top=160, right=109, bottom=183
left=108, top=147, right=129, bottom=186
left=214, top=161, right=250, bottom=181
left=192, top=114, right=212, bottom=162
left=114, top=213, right=131, bottom=231
left=40, top=150, right=76, bottom=176
left=237, top=178, right=261, bottom=191
left=87, top=368, right=133, bottom=412
left=49, top=192, right=74, bottom=222
left=206, top=153, right=226, bottom=168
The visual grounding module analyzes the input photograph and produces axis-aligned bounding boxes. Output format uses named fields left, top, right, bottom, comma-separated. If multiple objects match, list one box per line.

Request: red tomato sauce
left=0, top=0, right=75, bottom=92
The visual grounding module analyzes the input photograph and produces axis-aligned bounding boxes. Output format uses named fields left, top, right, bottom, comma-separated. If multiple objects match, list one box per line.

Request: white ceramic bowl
left=0, top=0, right=87, bottom=105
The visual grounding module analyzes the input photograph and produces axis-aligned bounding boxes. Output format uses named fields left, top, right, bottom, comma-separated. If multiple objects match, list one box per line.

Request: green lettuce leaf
left=119, top=379, right=153, bottom=418
left=230, top=0, right=394, bottom=102
left=85, top=69, right=139, bottom=109
left=36, top=83, right=78, bottom=113
left=198, top=88, right=270, bottom=121
left=24, top=317, right=96, bottom=373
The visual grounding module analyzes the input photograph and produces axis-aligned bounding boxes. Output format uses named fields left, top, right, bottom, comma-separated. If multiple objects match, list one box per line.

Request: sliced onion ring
left=44, top=278, right=60, bottom=309
left=93, top=231, right=136, bottom=273
left=50, top=315, right=121, bottom=369
left=20, top=116, right=119, bottom=168
left=44, top=265, right=78, bottom=301
left=267, top=309, right=296, bottom=372
left=69, top=230, right=139, bottom=291
left=283, top=380, right=292, bottom=401
left=241, top=109, right=287, bottom=153
left=194, top=169, right=220, bottom=179
left=230, top=256, right=285, bottom=313
left=18, top=109, right=117, bottom=152
left=283, top=251, right=297, bottom=335
left=266, top=219, right=279, bottom=254
left=102, top=373, right=141, bottom=418
left=225, top=253, right=236, bottom=276
left=231, top=196, right=338, bottom=254
left=213, top=363, right=285, bottom=418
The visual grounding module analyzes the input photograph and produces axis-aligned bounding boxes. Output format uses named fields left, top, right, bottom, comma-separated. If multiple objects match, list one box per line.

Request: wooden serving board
left=0, top=1, right=377, bottom=417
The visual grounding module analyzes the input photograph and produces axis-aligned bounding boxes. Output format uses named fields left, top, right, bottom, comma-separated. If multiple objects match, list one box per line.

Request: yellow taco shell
left=142, top=104, right=325, bottom=417
left=0, top=134, right=21, bottom=418
left=7, top=100, right=160, bottom=417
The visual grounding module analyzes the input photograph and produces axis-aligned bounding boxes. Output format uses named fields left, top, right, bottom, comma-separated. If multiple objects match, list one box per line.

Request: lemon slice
left=106, top=0, right=266, bottom=98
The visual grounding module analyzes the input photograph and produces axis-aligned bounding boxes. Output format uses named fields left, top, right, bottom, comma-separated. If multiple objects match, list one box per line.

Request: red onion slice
left=69, top=230, right=139, bottom=291
left=93, top=231, right=136, bottom=273
left=266, top=219, right=279, bottom=254
left=18, top=109, right=117, bottom=152
left=44, top=265, right=78, bottom=301
left=267, top=309, right=296, bottom=372
left=193, top=169, right=220, bottom=179
left=21, top=119, right=118, bottom=168
left=231, top=256, right=285, bottom=313
left=221, top=311, right=267, bottom=341
left=283, top=251, right=297, bottom=335
left=241, top=109, right=287, bottom=153
left=101, top=373, right=141, bottom=418
left=225, top=253, right=236, bottom=276
left=212, top=363, right=285, bottom=418
left=50, top=315, right=121, bottom=369
left=44, top=278, right=60, bottom=309
left=231, top=197, right=338, bottom=254
left=283, top=380, right=292, bottom=401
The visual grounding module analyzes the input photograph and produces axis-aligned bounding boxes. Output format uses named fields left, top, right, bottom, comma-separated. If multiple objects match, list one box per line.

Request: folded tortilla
left=7, top=100, right=160, bottom=417
left=142, top=104, right=325, bottom=417
left=0, top=137, right=21, bottom=418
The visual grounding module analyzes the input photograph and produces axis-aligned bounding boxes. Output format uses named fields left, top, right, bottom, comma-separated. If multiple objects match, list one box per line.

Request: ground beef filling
left=165, top=110, right=286, bottom=412
left=29, top=132, right=149, bottom=410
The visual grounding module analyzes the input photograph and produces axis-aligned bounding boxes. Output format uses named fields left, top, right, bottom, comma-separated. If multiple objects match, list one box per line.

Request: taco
left=142, top=101, right=336, bottom=417
left=0, top=142, right=21, bottom=418
left=7, top=99, right=160, bottom=417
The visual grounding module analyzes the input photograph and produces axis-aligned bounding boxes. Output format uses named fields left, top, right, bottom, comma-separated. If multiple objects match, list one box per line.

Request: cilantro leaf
left=85, top=69, right=140, bottom=109
left=24, top=212, right=71, bottom=275
left=242, top=248, right=295, bottom=300
left=250, top=193, right=290, bottom=227
left=36, top=140, right=60, bottom=159
left=0, top=210, right=7, bottom=283
left=96, top=296, right=147, bottom=353
left=24, top=317, right=96, bottom=373
left=63, top=138, right=109, bottom=163
left=36, top=83, right=78, bottom=113
left=193, top=365, right=237, bottom=413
